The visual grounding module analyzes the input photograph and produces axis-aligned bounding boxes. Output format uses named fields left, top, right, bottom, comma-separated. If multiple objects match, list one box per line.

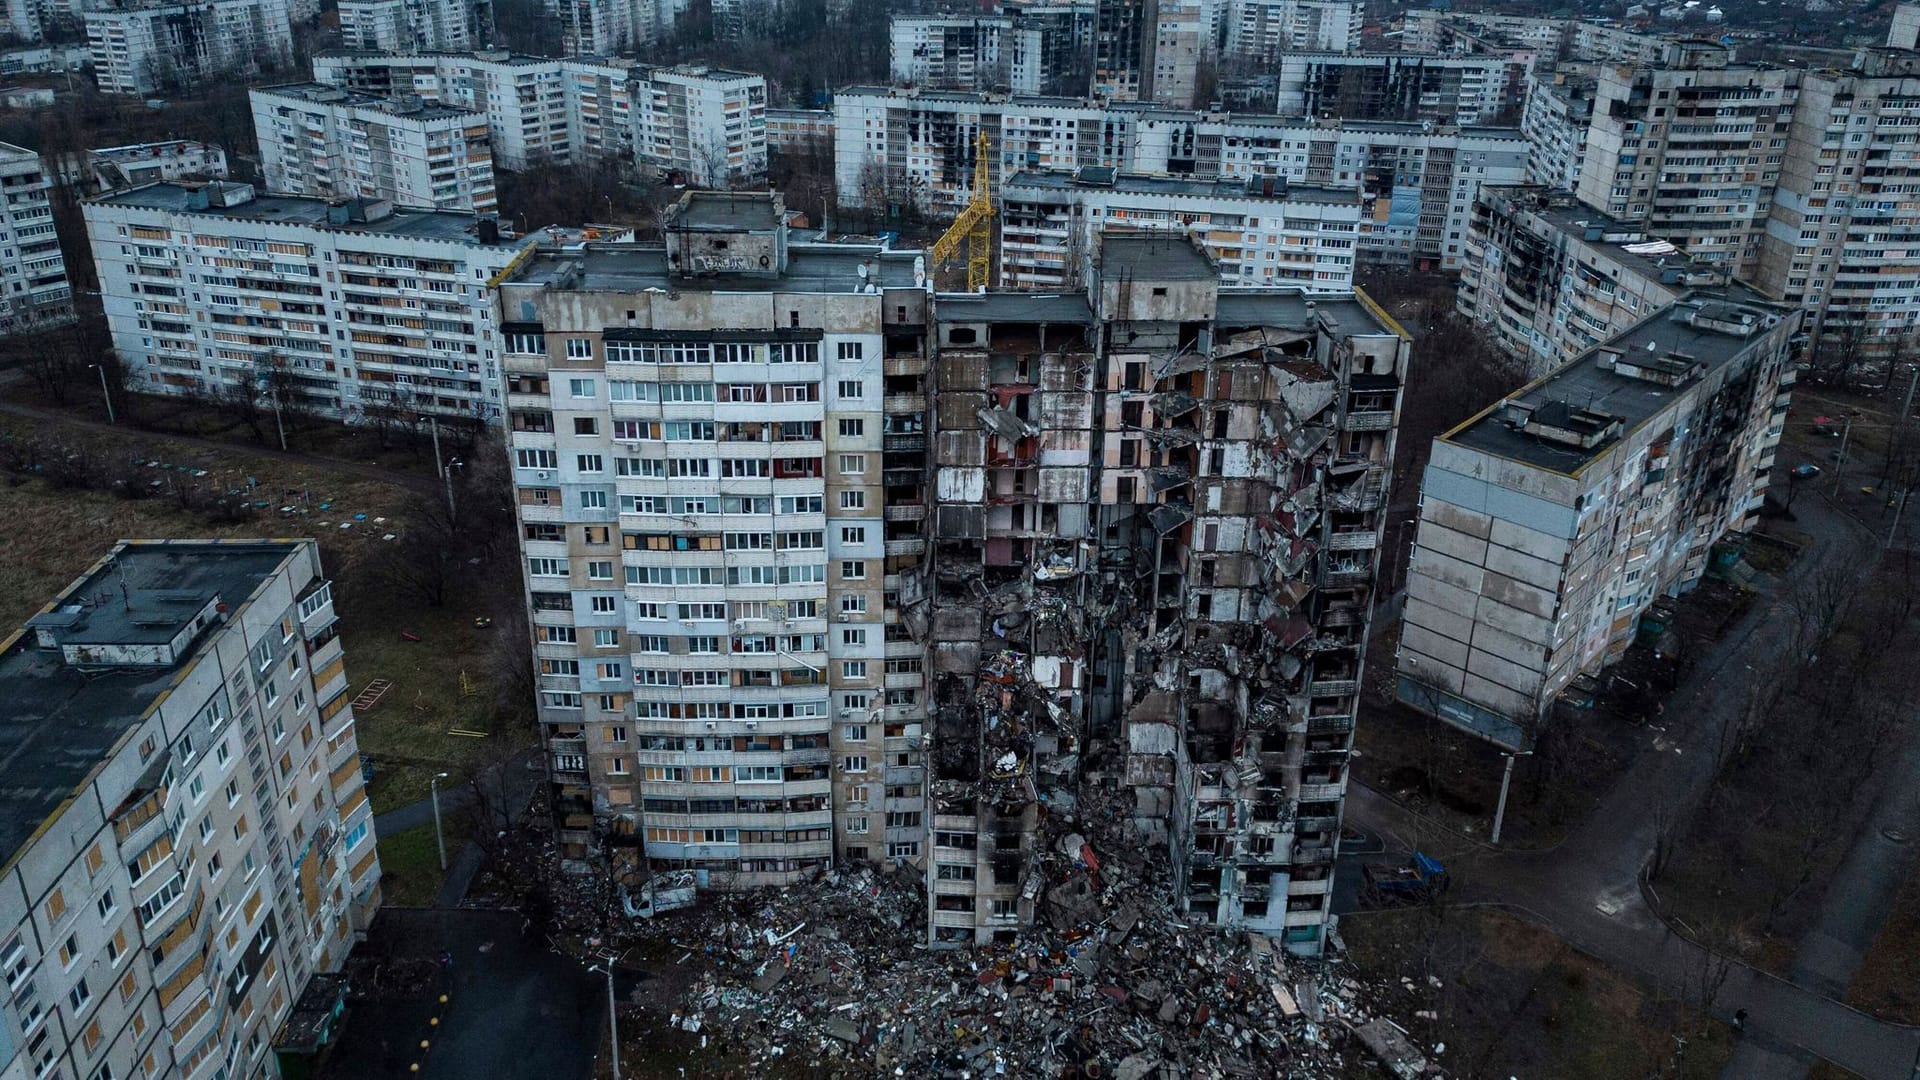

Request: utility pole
left=1832, top=415, right=1854, bottom=497
left=421, top=414, right=444, bottom=478
left=90, top=364, right=114, bottom=424
left=589, top=957, right=622, bottom=1080
left=443, top=459, right=462, bottom=526
left=271, top=393, right=286, bottom=452
left=430, top=771, right=450, bottom=871
left=1891, top=488, right=1911, bottom=551
left=1490, top=750, right=1533, bottom=845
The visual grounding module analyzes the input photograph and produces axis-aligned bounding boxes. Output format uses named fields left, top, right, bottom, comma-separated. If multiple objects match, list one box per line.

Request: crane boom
left=930, top=130, right=994, bottom=291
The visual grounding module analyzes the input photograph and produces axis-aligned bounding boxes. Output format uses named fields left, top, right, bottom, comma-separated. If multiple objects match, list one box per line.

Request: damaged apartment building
left=920, top=234, right=1407, bottom=955
left=501, top=195, right=1407, bottom=958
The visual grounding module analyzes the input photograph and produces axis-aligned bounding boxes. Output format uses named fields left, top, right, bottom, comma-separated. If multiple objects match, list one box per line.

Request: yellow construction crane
left=930, top=130, right=994, bottom=292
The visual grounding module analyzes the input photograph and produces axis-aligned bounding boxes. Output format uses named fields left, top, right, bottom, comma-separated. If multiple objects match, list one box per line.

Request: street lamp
left=419, top=414, right=444, bottom=479
left=87, top=363, right=114, bottom=424
left=443, top=459, right=464, bottom=526
left=1490, top=750, right=1535, bottom=845
left=430, top=771, right=451, bottom=871
left=587, top=951, right=627, bottom=1080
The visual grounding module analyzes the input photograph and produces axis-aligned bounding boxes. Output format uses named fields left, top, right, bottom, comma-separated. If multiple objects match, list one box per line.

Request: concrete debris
left=1350, top=1017, right=1433, bottom=1080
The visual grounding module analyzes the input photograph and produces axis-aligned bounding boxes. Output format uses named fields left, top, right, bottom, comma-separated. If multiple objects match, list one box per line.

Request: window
left=836, top=341, right=863, bottom=361
left=841, top=560, right=866, bottom=579
left=839, top=453, right=865, bottom=474
left=505, top=331, right=545, bottom=354
left=609, top=758, right=628, bottom=775
left=579, top=490, right=608, bottom=510
left=840, top=594, right=866, bottom=614
left=606, top=726, right=628, bottom=743
left=843, top=723, right=868, bottom=741
left=568, top=377, right=595, bottom=398
left=529, top=557, right=568, bottom=577
left=591, top=596, right=618, bottom=613
left=842, top=628, right=867, bottom=646
left=837, top=379, right=863, bottom=398
left=597, top=662, right=624, bottom=680
left=577, top=453, right=603, bottom=473
left=839, top=491, right=865, bottom=510
left=566, top=338, right=594, bottom=360
left=573, top=417, right=598, bottom=436
left=842, top=661, right=868, bottom=679
left=587, top=560, right=614, bottom=580
left=97, top=892, right=115, bottom=922
left=888, top=841, right=920, bottom=859
left=841, top=526, right=866, bottom=545
left=837, top=418, right=865, bottom=437
left=68, top=977, right=89, bottom=1012
left=843, top=755, right=868, bottom=773
left=593, top=628, right=620, bottom=648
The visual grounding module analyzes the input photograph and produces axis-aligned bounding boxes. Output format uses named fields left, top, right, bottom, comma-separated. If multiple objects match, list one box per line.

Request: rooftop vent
left=1685, top=301, right=1767, bottom=337
left=1600, top=345, right=1706, bottom=387
left=1508, top=400, right=1625, bottom=449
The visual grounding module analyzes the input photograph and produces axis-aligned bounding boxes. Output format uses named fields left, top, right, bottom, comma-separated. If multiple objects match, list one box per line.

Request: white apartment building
left=998, top=167, right=1362, bottom=289
left=547, top=0, right=657, bottom=55
left=1575, top=41, right=1797, bottom=277
left=889, top=15, right=1011, bottom=90
left=312, top=52, right=768, bottom=183
left=1398, top=289, right=1796, bottom=746
left=85, top=0, right=294, bottom=96
left=85, top=181, right=531, bottom=422
left=1521, top=64, right=1597, bottom=190
left=1755, top=52, right=1920, bottom=357
left=1143, top=0, right=1205, bottom=107
left=766, top=108, right=832, bottom=155
left=251, top=84, right=498, bottom=214
left=0, top=538, right=381, bottom=1080
left=56, top=140, right=230, bottom=192
left=1222, top=0, right=1360, bottom=65
left=1400, top=11, right=1670, bottom=63
left=1001, top=0, right=1096, bottom=96
left=496, top=191, right=928, bottom=885
left=832, top=87, right=1528, bottom=269
left=1457, top=184, right=1728, bottom=374
left=0, top=140, right=71, bottom=331
left=339, top=0, right=489, bottom=51
left=1274, top=52, right=1522, bottom=125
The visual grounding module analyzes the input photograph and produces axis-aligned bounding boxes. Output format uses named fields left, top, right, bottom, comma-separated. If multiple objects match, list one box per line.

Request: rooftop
left=1099, top=233, right=1218, bottom=281
left=1003, top=168, right=1357, bottom=205
left=508, top=241, right=924, bottom=293
left=1488, top=185, right=1723, bottom=284
left=671, top=192, right=780, bottom=232
left=1217, top=289, right=1400, bottom=340
left=93, top=182, right=516, bottom=246
left=0, top=541, right=302, bottom=871
left=1446, top=287, right=1791, bottom=474
left=934, top=292, right=1094, bottom=324
left=252, top=82, right=477, bottom=121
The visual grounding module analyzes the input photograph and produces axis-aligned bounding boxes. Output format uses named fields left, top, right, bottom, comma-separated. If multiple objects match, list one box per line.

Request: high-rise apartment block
left=1574, top=41, right=1797, bottom=277
left=833, top=87, right=1528, bottom=270
left=84, top=180, right=530, bottom=421
left=923, top=235, right=1406, bottom=953
left=1520, top=64, right=1597, bottom=190
left=501, top=192, right=1408, bottom=958
left=60, top=140, right=230, bottom=192
left=1400, top=11, right=1670, bottom=64
left=1274, top=52, right=1522, bottom=125
left=312, top=52, right=768, bottom=184
left=1222, top=0, right=1360, bottom=65
left=338, top=0, right=489, bottom=51
left=498, top=192, right=926, bottom=882
left=1457, top=185, right=1728, bottom=373
left=0, top=538, right=380, bottom=1080
left=998, top=168, right=1362, bottom=290
left=251, top=84, right=499, bottom=214
left=889, top=15, right=1012, bottom=91
left=0, top=139, right=71, bottom=331
left=85, top=0, right=294, bottom=96
left=1397, top=288, right=1796, bottom=746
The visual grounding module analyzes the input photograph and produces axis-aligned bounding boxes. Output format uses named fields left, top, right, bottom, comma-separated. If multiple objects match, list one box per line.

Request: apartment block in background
left=998, top=168, right=1362, bottom=290
left=1520, top=64, right=1597, bottom=191
left=339, top=0, right=490, bottom=51
left=85, top=0, right=294, bottom=96
left=1398, top=289, right=1796, bottom=747
left=1223, top=0, right=1361, bottom=66
left=1273, top=52, right=1522, bottom=126
left=833, top=87, right=1528, bottom=270
left=0, top=139, right=71, bottom=331
left=251, top=84, right=498, bottom=214
left=1001, top=0, right=1096, bottom=97
left=1457, top=185, right=1728, bottom=374
left=922, top=234, right=1407, bottom=953
left=0, top=539, right=379, bottom=1080
left=496, top=192, right=929, bottom=885
left=1575, top=41, right=1797, bottom=277
left=85, top=180, right=530, bottom=421
left=889, top=15, right=1012, bottom=91
left=60, top=140, right=230, bottom=192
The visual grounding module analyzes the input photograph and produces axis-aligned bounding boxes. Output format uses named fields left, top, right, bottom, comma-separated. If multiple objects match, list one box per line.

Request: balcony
left=1309, top=678, right=1358, bottom=697
left=1297, top=781, right=1345, bottom=802
left=1326, top=530, right=1377, bottom=552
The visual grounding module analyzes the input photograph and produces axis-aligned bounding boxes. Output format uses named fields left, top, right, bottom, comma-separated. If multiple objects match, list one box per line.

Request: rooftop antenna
left=112, top=555, right=131, bottom=611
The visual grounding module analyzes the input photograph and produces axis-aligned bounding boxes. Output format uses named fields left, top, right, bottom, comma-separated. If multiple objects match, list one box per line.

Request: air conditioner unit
left=836, top=611, right=851, bottom=622
left=536, top=470, right=552, bottom=480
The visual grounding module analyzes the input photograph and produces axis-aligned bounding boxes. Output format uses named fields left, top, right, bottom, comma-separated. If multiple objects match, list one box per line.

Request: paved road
left=1348, top=491, right=1920, bottom=1080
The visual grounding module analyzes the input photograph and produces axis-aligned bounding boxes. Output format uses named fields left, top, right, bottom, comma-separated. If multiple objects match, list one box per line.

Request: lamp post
left=430, top=771, right=450, bottom=871
left=587, top=954, right=624, bottom=1080
left=443, top=459, right=463, bottom=526
left=420, top=414, right=444, bottom=479
left=88, top=363, right=114, bottom=424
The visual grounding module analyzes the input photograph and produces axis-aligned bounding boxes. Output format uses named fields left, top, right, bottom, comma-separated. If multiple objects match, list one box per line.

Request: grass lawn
left=375, top=820, right=471, bottom=908
left=1341, top=908, right=1734, bottom=1080
left=1846, top=861, right=1920, bottom=1026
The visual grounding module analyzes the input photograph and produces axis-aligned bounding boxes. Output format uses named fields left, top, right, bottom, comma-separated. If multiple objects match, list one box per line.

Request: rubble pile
left=650, top=854, right=1434, bottom=1078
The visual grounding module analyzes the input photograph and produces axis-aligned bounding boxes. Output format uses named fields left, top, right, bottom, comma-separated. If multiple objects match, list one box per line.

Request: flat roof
left=0, top=541, right=301, bottom=870
left=509, top=241, right=924, bottom=293
left=934, top=292, right=1094, bottom=323
left=672, top=192, right=779, bottom=232
left=1490, top=186, right=1721, bottom=283
left=1100, top=234, right=1217, bottom=280
left=92, top=183, right=515, bottom=246
left=1217, top=289, right=1397, bottom=339
left=1004, top=168, right=1356, bottom=205
left=1445, top=286, right=1790, bottom=474
left=252, top=82, right=476, bottom=121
